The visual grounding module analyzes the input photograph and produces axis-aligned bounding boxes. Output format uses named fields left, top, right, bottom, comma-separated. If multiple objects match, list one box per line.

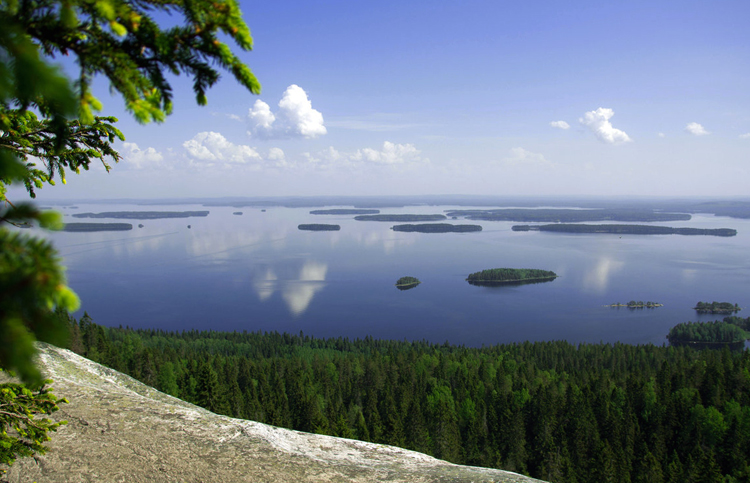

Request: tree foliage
left=0, top=0, right=261, bottom=467
left=64, top=312, right=750, bottom=483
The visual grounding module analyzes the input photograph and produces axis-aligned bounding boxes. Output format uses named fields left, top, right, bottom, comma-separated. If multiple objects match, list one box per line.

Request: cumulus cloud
left=549, top=120, right=570, bottom=130
left=182, top=132, right=287, bottom=169
left=658, top=132, right=666, bottom=138
left=685, top=122, right=709, bottom=136
left=183, top=132, right=261, bottom=165
left=740, top=133, right=750, bottom=139
left=302, top=142, right=425, bottom=169
left=120, top=142, right=163, bottom=169
left=579, top=108, right=632, bottom=145
left=502, top=147, right=552, bottom=167
left=247, top=85, right=326, bottom=139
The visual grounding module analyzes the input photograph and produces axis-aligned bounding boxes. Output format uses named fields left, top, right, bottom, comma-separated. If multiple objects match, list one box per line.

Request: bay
left=39, top=202, right=750, bottom=348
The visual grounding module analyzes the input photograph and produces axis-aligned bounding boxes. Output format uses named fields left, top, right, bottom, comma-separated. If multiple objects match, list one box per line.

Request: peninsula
left=63, top=223, right=133, bottom=232
left=392, top=223, right=482, bottom=233
left=298, top=224, right=341, bottom=231
left=511, top=224, right=737, bottom=237
left=355, top=214, right=447, bottom=222
left=73, top=211, right=209, bottom=219
left=466, top=268, right=557, bottom=285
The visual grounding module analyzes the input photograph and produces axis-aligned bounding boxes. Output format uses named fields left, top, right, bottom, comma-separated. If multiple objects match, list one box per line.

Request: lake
left=37, top=202, right=750, bottom=348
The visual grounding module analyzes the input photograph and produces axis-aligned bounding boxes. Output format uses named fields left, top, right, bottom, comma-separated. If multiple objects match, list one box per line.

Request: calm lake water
left=36, top=203, right=750, bottom=348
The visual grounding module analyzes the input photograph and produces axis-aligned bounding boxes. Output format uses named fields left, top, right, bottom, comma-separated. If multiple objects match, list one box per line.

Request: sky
left=14, top=0, right=750, bottom=200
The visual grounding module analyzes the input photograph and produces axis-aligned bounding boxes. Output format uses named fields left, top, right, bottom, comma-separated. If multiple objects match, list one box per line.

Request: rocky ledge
left=3, top=344, right=546, bottom=483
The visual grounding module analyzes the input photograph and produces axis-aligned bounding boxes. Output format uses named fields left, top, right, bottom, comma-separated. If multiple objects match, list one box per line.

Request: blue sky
left=19, top=0, right=750, bottom=200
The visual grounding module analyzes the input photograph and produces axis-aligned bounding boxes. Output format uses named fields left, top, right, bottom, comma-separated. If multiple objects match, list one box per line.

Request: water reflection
left=282, top=261, right=328, bottom=316
left=582, top=257, right=624, bottom=293
left=252, top=260, right=328, bottom=316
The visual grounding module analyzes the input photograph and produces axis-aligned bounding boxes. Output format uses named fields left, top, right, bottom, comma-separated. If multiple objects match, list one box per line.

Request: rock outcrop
left=3, top=344, right=546, bottom=483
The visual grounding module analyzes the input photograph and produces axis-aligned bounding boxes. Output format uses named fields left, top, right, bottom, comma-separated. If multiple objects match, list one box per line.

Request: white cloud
left=357, top=141, right=421, bottom=165
left=549, top=120, right=570, bottom=130
left=183, top=132, right=261, bottom=165
left=740, top=133, right=750, bottom=139
left=685, top=122, right=709, bottom=136
left=303, top=142, right=426, bottom=169
left=120, top=142, right=163, bottom=169
left=502, top=147, right=552, bottom=167
left=579, top=108, right=632, bottom=145
left=658, top=132, right=666, bottom=138
left=247, top=85, right=326, bottom=139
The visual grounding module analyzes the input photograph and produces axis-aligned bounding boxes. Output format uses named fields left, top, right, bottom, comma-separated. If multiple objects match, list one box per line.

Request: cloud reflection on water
left=252, top=260, right=328, bottom=316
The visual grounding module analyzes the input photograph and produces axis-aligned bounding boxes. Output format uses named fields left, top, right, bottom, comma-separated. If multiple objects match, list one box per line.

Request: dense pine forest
left=57, top=310, right=750, bottom=483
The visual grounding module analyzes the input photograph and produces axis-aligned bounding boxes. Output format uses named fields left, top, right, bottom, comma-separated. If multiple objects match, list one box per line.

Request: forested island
left=395, top=276, right=421, bottom=290
left=512, top=224, right=737, bottom=237
left=233, top=212, right=243, bottom=215
left=62, top=223, right=133, bottom=232
left=355, top=214, right=447, bottom=222
left=73, top=211, right=209, bottom=219
left=667, top=321, right=749, bottom=346
left=298, top=224, right=341, bottom=231
left=391, top=223, right=482, bottom=233
left=608, top=301, right=662, bottom=308
left=446, top=208, right=691, bottom=223
left=467, top=268, right=557, bottom=285
left=58, top=310, right=750, bottom=483
left=694, top=301, right=741, bottom=314
left=310, top=209, right=380, bottom=215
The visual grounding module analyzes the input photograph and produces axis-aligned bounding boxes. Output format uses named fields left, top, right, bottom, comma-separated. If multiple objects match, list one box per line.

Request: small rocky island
left=694, top=301, right=741, bottom=314
left=608, top=301, right=663, bottom=308
left=63, top=223, right=133, bottom=232
left=392, top=223, right=482, bottom=233
left=298, top=224, right=341, bottom=231
left=512, top=224, right=737, bottom=237
left=395, top=276, right=421, bottom=290
left=467, top=268, right=557, bottom=286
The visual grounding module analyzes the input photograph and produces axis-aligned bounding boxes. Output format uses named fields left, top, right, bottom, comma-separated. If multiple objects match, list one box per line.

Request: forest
left=55, top=310, right=750, bottom=483
left=512, top=224, right=737, bottom=237
left=61, top=223, right=133, bottom=232
left=297, top=224, right=341, bottom=231
left=395, top=276, right=421, bottom=288
left=391, top=223, right=482, bottom=233
left=354, top=214, right=447, bottom=222
left=466, top=268, right=557, bottom=283
left=310, top=209, right=380, bottom=215
left=445, top=209, right=692, bottom=223
left=72, top=211, right=210, bottom=219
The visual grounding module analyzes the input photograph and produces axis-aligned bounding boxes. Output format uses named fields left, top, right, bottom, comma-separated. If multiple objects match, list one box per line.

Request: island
left=445, top=208, right=692, bottom=223
left=233, top=212, right=243, bottom=215
left=355, top=214, right=447, bottom=222
left=62, top=223, right=133, bottom=232
left=511, top=224, right=737, bottom=237
left=694, top=301, right=741, bottom=314
left=391, top=223, right=482, bottom=233
left=310, top=209, right=380, bottom=215
left=667, top=321, right=748, bottom=348
left=466, top=268, right=557, bottom=286
left=73, top=211, right=209, bottom=219
left=395, top=276, right=421, bottom=290
left=608, top=301, right=663, bottom=308
left=298, top=224, right=341, bottom=231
